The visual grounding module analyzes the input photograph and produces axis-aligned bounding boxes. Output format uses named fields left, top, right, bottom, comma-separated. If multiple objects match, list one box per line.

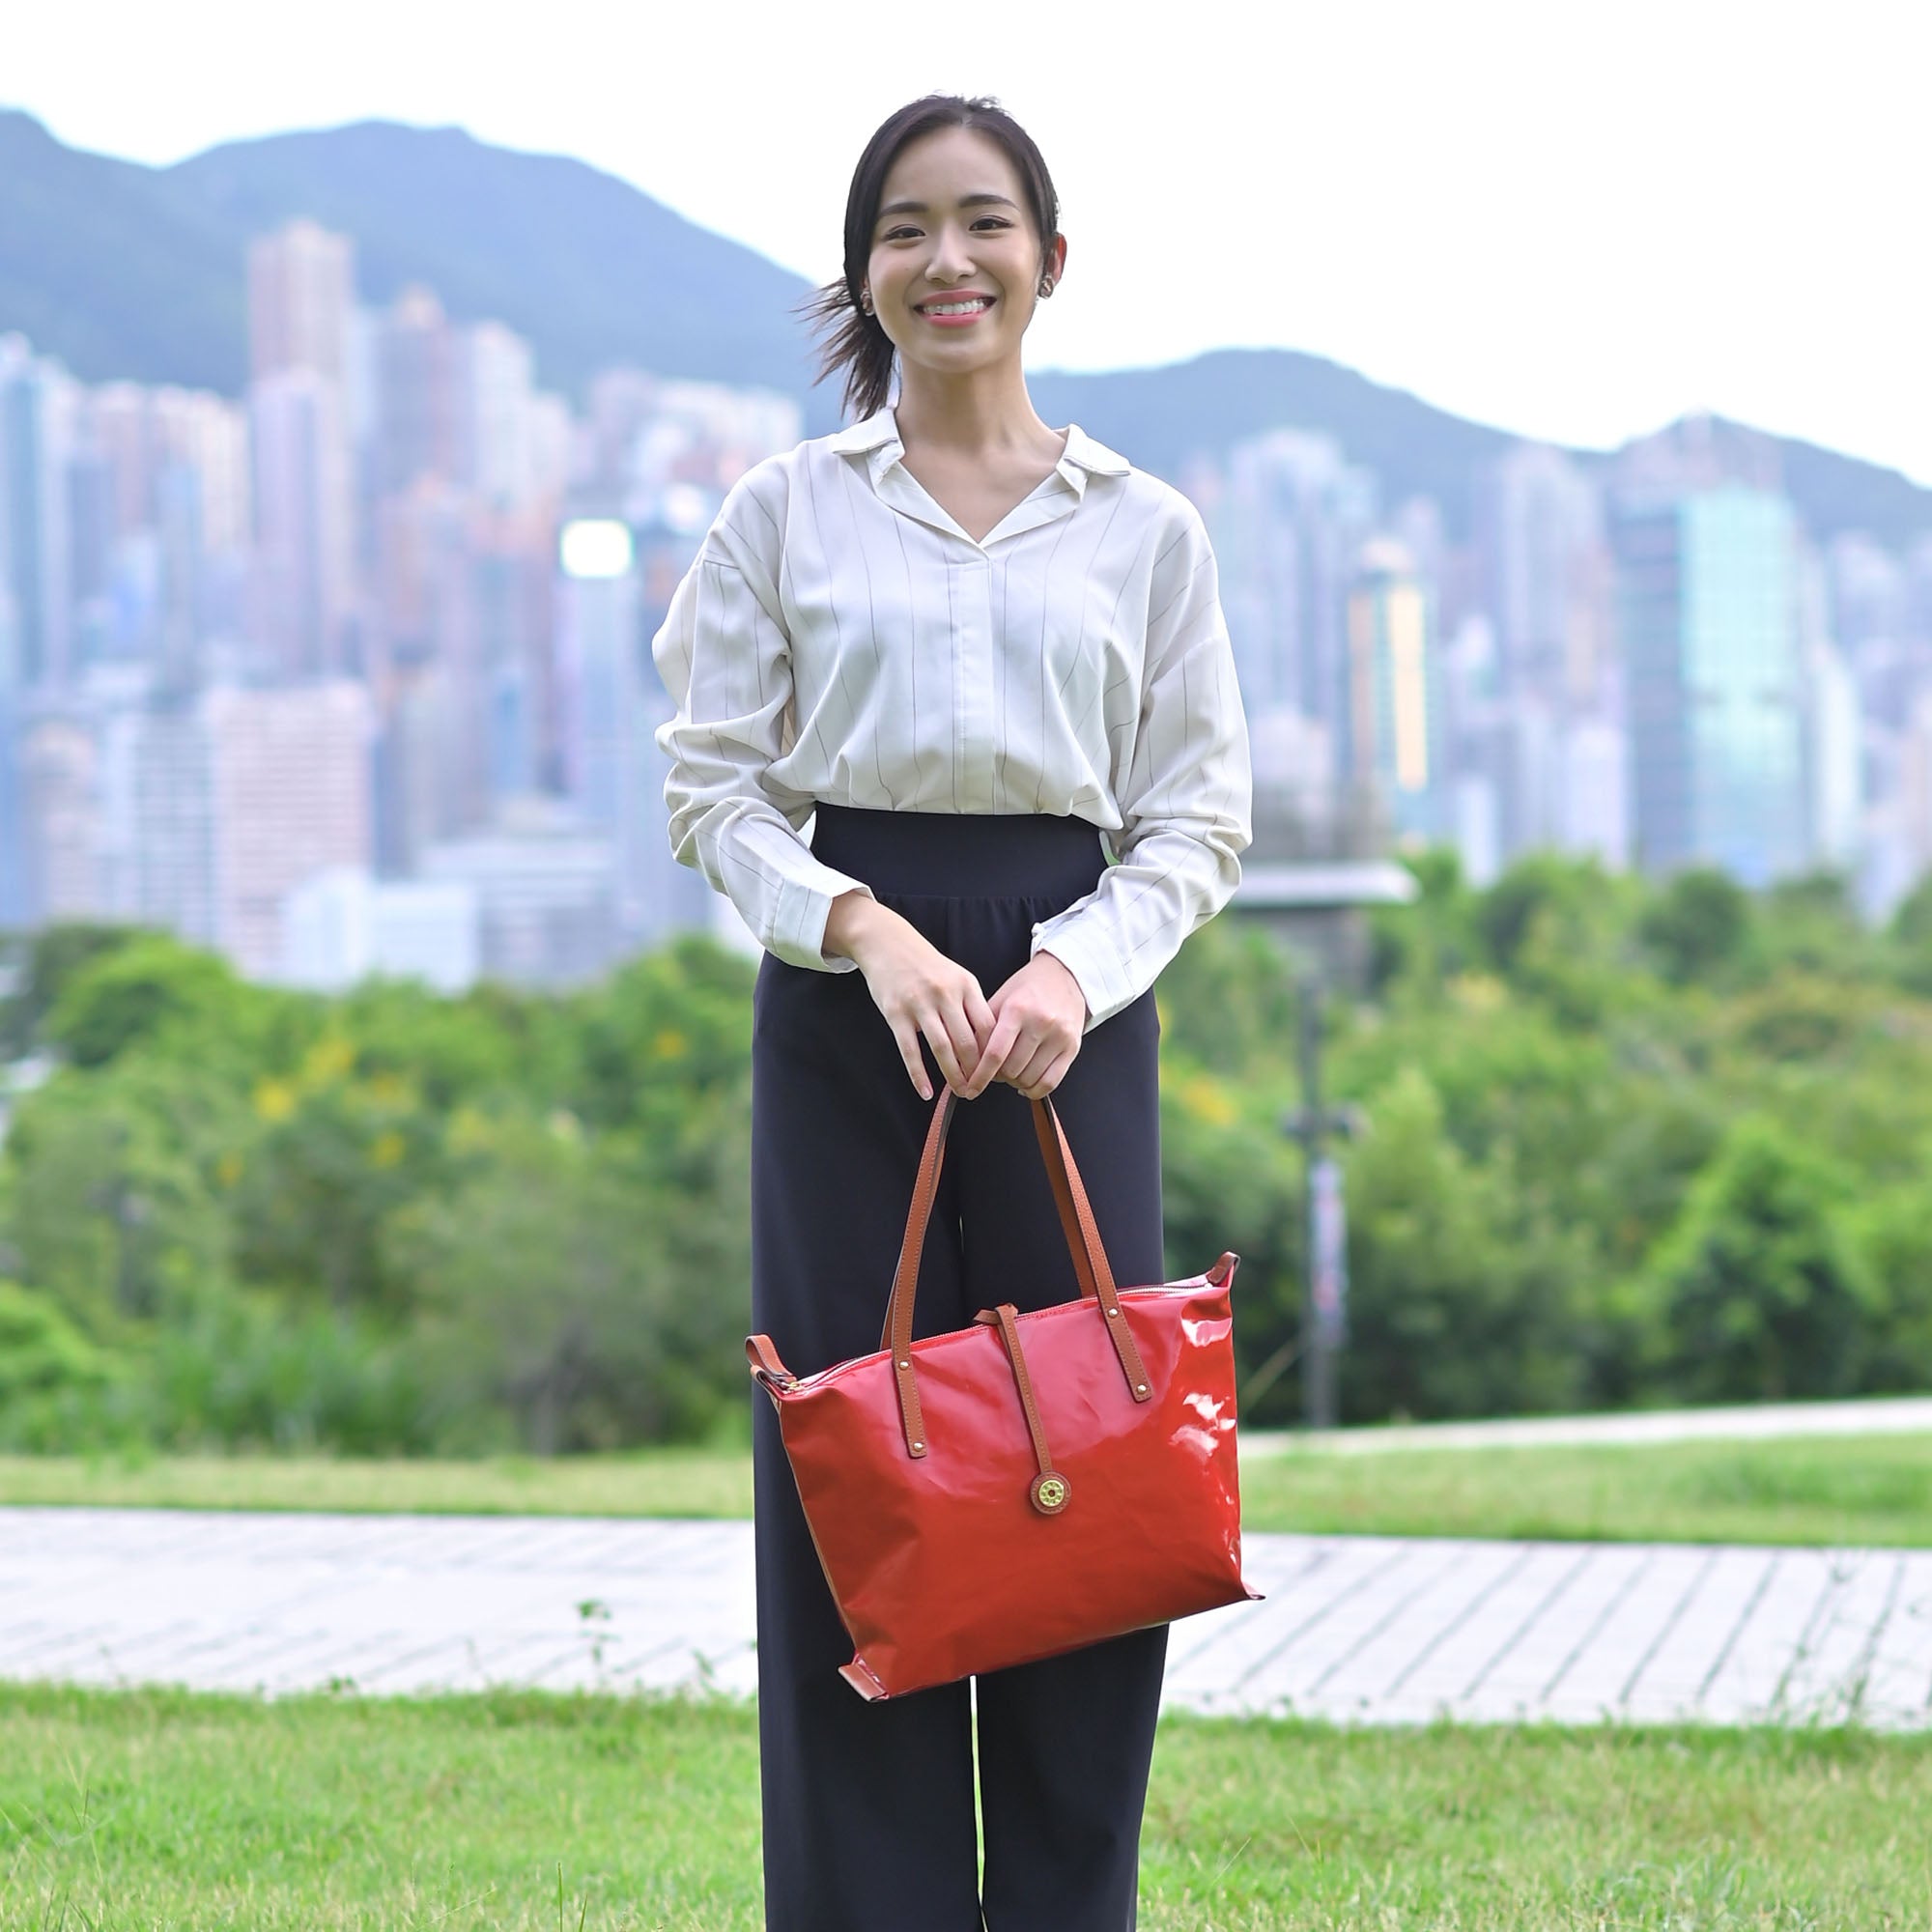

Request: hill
left=2, top=108, right=1927, bottom=548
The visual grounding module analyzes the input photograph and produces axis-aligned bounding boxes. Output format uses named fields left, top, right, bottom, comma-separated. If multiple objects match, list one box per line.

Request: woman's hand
left=824, top=891, right=994, bottom=1101
left=959, top=952, right=1089, bottom=1101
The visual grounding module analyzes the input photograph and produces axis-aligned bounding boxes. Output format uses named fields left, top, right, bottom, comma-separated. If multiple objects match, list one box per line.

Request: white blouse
left=649, top=407, right=1253, bottom=1033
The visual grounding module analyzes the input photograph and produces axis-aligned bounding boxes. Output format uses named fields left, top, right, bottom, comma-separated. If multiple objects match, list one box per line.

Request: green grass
left=1, top=1683, right=1927, bottom=1929
left=5, top=1433, right=1932, bottom=1548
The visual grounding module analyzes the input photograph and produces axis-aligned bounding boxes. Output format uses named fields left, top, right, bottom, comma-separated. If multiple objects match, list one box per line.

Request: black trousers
left=750, top=804, right=1170, bottom=1932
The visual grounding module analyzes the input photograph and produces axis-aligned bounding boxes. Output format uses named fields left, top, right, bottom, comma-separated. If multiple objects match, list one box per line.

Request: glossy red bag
left=746, top=1087, right=1262, bottom=1701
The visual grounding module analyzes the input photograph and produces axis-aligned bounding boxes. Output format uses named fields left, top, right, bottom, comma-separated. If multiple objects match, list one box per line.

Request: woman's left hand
left=959, top=952, right=1089, bottom=1101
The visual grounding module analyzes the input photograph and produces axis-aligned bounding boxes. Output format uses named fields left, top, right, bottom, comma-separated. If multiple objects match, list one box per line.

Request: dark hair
left=802, top=95, right=1061, bottom=422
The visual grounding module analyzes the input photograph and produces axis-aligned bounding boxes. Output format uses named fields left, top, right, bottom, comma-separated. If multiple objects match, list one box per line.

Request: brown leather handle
left=883, top=1091, right=1152, bottom=1459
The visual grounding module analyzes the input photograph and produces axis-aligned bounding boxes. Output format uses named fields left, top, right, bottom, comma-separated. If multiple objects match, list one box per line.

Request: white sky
left=8, top=0, right=1929, bottom=483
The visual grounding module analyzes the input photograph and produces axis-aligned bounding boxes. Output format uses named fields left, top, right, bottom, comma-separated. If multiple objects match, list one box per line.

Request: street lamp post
left=1280, top=977, right=1360, bottom=1431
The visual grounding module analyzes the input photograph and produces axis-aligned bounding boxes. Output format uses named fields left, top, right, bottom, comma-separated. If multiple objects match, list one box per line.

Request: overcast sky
left=9, top=0, right=1929, bottom=484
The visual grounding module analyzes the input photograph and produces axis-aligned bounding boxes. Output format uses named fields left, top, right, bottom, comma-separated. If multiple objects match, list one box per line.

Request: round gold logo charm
left=1031, top=1472, right=1070, bottom=1516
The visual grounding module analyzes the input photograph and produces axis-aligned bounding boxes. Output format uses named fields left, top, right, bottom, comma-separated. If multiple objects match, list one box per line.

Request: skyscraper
left=246, top=222, right=358, bottom=682
left=203, top=681, right=375, bottom=977
left=1346, top=538, right=1445, bottom=844
left=248, top=220, right=354, bottom=389
left=1615, top=483, right=1806, bottom=886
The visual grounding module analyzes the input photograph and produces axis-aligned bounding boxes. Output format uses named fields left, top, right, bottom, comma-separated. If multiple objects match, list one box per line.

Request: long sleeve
left=651, top=533, right=876, bottom=973
left=1028, top=502, right=1253, bottom=1032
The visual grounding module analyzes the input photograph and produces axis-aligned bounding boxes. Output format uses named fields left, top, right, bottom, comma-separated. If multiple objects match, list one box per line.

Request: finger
left=1012, top=1037, right=1058, bottom=1093
left=964, top=980, right=998, bottom=1038
left=891, top=1017, right=934, bottom=1101
left=962, top=1009, right=1025, bottom=1099
left=1025, top=1047, right=1078, bottom=1100
left=939, top=998, right=983, bottom=1086
left=921, top=1009, right=971, bottom=1094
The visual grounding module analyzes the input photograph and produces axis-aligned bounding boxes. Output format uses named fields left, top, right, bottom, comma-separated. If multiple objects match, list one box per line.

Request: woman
left=652, top=93, right=1252, bottom=1932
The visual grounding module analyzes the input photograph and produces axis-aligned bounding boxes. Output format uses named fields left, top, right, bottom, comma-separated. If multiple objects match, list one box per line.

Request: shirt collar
left=830, top=409, right=1131, bottom=488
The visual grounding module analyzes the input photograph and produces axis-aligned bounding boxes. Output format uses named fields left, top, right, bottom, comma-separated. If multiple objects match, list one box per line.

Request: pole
left=1297, top=978, right=1339, bottom=1431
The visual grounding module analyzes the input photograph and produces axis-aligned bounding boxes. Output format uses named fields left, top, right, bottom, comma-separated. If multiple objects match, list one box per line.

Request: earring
left=859, top=288, right=874, bottom=315
left=1037, top=276, right=1054, bottom=298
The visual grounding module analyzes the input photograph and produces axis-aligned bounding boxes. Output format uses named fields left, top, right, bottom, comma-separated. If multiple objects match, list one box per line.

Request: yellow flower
left=254, top=1078, right=297, bottom=1122
left=1450, top=972, right=1508, bottom=1014
left=651, top=1028, right=689, bottom=1060
left=369, top=1129, right=407, bottom=1170
left=301, top=1034, right=355, bottom=1088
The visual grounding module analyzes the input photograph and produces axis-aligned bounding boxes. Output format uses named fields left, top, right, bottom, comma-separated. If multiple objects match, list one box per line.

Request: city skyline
left=7, top=201, right=1931, bottom=1004
left=4, top=0, right=1927, bottom=485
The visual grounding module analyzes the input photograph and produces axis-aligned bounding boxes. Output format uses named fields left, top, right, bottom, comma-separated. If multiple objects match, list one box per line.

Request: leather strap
left=745, top=1334, right=797, bottom=1399
left=978, top=1304, right=1070, bottom=1515
left=882, top=1091, right=1152, bottom=1460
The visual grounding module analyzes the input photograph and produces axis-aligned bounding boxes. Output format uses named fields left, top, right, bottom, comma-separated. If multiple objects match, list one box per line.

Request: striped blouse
left=649, top=406, right=1254, bottom=1033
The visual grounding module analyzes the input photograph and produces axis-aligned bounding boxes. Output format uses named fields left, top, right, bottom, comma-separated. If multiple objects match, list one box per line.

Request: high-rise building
left=0, top=335, right=78, bottom=693
left=377, top=287, right=460, bottom=495
left=457, top=322, right=537, bottom=506
left=1615, top=483, right=1806, bottom=886
left=554, top=515, right=649, bottom=938
left=247, top=223, right=357, bottom=682
left=249, top=369, right=355, bottom=678
left=418, top=794, right=621, bottom=988
left=1477, top=442, right=1611, bottom=708
left=1207, top=428, right=1378, bottom=741
left=248, top=220, right=355, bottom=388
left=18, top=709, right=100, bottom=920
left=203, top=681, right=375, bottom=977
left=1346, top=538, right=1446, bottom=844
left=1806, top=640, right=1863, bottom=870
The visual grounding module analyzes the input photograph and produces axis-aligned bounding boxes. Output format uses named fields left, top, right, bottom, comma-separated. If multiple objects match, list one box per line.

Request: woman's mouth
left=916, top=297, right=994, bottom=327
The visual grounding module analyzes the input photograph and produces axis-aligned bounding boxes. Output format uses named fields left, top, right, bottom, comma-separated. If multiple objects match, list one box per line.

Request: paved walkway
left=1243, top=1393, right=1932, bottom=1457
left=3, top=1507, right=1928, bottom=1729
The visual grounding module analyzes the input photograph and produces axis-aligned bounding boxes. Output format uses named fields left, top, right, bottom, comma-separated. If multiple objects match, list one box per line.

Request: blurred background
left=1, top=1, right=1929, bottom=1455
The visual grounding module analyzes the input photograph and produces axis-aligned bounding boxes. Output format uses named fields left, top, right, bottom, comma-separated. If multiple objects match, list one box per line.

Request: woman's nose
left=925, top=222, right=978, bottom=282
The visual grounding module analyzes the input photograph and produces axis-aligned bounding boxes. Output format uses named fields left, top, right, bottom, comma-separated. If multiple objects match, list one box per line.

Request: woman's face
left=864, top=125, right=1065, bottom=388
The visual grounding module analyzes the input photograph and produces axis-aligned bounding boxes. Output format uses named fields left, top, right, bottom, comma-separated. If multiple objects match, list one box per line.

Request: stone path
left=3, top=1507, right=1929, bottom=1729
left=1244, top=1393, right=1932, bottom=1458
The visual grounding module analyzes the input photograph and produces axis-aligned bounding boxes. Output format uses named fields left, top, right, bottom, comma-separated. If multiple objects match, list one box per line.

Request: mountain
left=1030, top=350, right=1515, bottom=533
left=2, top=107, right=1928, bottom=550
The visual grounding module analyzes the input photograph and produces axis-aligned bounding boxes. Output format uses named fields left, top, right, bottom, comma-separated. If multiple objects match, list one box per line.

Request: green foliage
left=0, top=919, right=148, bottom=1056
left=1639, top=866, right=1750, bottom=985
left=1639, top=1117, right=1873, bottom=1404
left=7, top=846, right=1932, bottom=1453
left=0, top=1283, right=124, bottom=1450
left=43, top=931, right=253, bottom=1069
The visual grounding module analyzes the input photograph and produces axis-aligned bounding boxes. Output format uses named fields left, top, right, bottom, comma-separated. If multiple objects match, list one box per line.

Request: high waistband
left=810, top=804, right=1108, bottom=899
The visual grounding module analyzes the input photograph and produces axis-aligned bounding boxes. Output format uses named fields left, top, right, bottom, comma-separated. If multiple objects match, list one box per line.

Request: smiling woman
left=650, top=91, right=1254, bottom=1932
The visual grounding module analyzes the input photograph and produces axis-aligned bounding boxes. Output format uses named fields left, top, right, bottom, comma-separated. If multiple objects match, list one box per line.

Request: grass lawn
left=5, top=1432, right=1932, bottom=1547
left=1, top=1682, right=1927, bottom=1930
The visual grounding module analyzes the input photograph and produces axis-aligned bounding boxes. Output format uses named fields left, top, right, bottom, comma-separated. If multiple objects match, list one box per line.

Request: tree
left=1641, top=1116, right=1873, bottom=1404
left=1639, top=867, right=1750, bottom=986
left=44, top=933, right=252, bottom=1069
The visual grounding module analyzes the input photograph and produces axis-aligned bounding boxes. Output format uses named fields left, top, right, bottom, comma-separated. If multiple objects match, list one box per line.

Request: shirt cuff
left=770, top=863, right=875, bottom=973
left=1031, top=918, right=1130, bottom=1035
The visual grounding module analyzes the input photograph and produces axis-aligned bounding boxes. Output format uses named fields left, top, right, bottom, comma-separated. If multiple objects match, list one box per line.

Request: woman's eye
left=883, top=226, right=922, bottom=242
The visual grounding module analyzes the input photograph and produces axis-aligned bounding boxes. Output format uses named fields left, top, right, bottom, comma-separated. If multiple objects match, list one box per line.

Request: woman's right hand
left=823, top=891, right=994, bottom=1101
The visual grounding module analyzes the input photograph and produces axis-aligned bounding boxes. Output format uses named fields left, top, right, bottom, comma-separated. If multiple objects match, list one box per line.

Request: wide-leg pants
left=750, top=804, right=1170, bottom=1932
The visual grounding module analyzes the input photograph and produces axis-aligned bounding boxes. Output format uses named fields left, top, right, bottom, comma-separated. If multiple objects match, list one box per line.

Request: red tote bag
left=746, top=1086, right=1263, bottom=1701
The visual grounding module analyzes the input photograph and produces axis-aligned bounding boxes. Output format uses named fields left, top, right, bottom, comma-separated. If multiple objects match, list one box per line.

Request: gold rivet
left=912, top=1440, right=923, bottom=1451
left=1106, top=1307, right=1119, bottom=1318
left=898, top=1359, right=910, bottom=1369
left=1136, top=1383, right=1148, bottom=1395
